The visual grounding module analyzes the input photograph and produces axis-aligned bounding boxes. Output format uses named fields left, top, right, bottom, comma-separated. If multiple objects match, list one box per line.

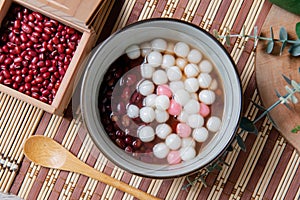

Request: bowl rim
left=80, top=18, right=243, bottom=179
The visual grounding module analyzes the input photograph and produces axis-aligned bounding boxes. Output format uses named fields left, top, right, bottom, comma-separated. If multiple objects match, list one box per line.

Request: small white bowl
left=80, top=19, right=242, bottom=178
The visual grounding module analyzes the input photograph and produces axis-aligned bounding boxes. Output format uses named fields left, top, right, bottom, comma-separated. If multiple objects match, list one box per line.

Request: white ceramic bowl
left=80, top=19, right=242, bottom=178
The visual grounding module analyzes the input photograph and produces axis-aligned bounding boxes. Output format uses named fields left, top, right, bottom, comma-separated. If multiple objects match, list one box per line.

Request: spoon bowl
left=23, top=135, right=160, bottom=200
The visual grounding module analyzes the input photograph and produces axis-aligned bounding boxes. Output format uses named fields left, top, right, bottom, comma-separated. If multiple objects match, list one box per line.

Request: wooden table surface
left=0, top=1, right=299, bottom=200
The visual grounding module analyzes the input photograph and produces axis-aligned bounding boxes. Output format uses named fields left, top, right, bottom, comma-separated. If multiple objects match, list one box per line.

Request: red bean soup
left=98, top=38, right=224, bottom=165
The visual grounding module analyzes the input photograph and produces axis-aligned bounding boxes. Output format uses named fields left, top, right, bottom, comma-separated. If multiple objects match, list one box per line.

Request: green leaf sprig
left=213, top=22, right=300, bottom=56
left=238, top=69, right=300, bottom=151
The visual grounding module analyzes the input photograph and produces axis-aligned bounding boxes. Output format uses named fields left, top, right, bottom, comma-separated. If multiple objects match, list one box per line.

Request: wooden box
left=0, top=0, right=114, bottom=115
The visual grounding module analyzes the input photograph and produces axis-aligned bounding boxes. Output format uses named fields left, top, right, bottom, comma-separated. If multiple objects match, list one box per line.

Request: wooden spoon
left=23, top=135, right=160, bottom=200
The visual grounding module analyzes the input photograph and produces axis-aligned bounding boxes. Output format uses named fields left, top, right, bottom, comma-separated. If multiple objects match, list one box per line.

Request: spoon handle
left=64, top=151, right=161, bottom=200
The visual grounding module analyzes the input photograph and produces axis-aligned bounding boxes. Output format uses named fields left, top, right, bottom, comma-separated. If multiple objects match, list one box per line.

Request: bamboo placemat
left=0, top=0, right=299, bottom=199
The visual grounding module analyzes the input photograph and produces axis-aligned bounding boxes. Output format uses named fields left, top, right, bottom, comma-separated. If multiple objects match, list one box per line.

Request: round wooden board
left=256, top=5, right=300, bottom=153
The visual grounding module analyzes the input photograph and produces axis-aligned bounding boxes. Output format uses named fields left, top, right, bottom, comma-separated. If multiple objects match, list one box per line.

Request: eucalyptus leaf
left=236, top=134, right=246, bottom=152
left=227, top=144, right=233, bottom=151
left=199, top=176, right=207, bottom=187
left=291, top=80, right=300, bottom=91
left=206, top=165, right=214, bottom=172
left=282, top=74, right=292, bottom=85
left=275, top=89, right=282, bottom=98
left=296, top=22, right=300, bottom=39
left=266, top=41, right=274, bottom=54
left=279, top=27, right=288, bottom=40
left=214, top=164, right=222, bottom=171
left=283, top=102, right=292, bottom=110
left=213, top=29, right=219, bottom=38
left=270, top=26, right=274, bottom=39
left=280, top=41, right=287, bottom=55
left=289, top=43, right=300, bottom=56
left=251, top=100, right=266, bottom=111
left=218, top=158, right=230, bottom=166
left=225, top=35, right=231, bottom=46
left=239, top=117, right=258, bottom=134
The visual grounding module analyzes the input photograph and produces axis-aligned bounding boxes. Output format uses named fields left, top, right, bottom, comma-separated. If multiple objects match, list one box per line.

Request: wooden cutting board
left=256, top=5, right=300, bottom=153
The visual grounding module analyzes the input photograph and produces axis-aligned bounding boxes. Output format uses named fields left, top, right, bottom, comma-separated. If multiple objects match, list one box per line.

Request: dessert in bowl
left=80, top=19, right=242, bottom=178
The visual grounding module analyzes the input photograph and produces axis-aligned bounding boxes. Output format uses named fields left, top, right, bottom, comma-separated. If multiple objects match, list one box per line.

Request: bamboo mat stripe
left=0, top=0, right=298, bottom=199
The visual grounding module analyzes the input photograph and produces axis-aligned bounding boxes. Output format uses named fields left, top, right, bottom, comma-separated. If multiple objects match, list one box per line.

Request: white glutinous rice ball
left=151, top=38, right=167, bottom=52
left=198, top=73, right=212, bottom=89
left=192, top=127, right=209, bottom=142
left=143, top=94, right=157, bottom=107
left=199, top=90, right=216, bottom=105
left=174, top=42, right=190, bottom=58
left=152, top=69, right=168, bottom=85
left=138, top=80, right=155, bottom=96
left=169, top=81, right=184, bottom=93
left=140, top=42, right=151, bottom=57
left=180, top=147, right=196, bottom=161
left=199, top=60, right=213, bottom=73
left=156, top=123, right=172, bottom=139
left=153, top=143, right=170, bottom=159
left=206, top=116, right=222, bottom=132
left=161, top=54, right=175, bottom=69
left=167, top=66, right=182, bottom=81
left=187, top=49, right=202, bottom=64
left=184, top=78, right=200, bottom=93
left=184, top=63, right=200, bottom=78
left=187, top=114, right=204, bottom=128
left=176, top=58, right=187, bottom=70
left=126, top=104, right=139, bottom=118
left=209, top=79, right=218, bottom=90
left=147, top=51, right=162, bottom=67
left=184, top=99, right=200, bottom=114
left=155, top=109, right=169, bottom=123
left=173, top=89, right=190, bottom=106
left=177, top=110, right=189, bottom=123
left=190, top=92, right=198, bottom=100
left=165, top=42, right=175, bottom=54
left=139, top=107, right=155, bottom=123
left=181, top=137, right=196, bottom=148
left=125, top=44, right=140, bottom=59
left=155, top=95, right=170, bottom=110
left=137, top=126, right=155, bottom=142
left=141, top=63, right=154, bottom=79
left=165, top=133, right=182, bottom=150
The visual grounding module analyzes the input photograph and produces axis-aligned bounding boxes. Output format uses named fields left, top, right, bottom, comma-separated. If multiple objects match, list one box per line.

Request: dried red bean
left=14, top=19, right=21, bottom=29
left=24, top=74, right=33, bottom=82
left=2, top=70, right=11, bottom=79
left=3, top=79, right=12, bottom=85
left=24, top=83, right=31, bottom=90
left=14, top=56, right=22, bottom=63
left=18, top=85, right=25, bottom=92
left=35, top=76, right=44, bottom=83
left=0, top=54, right=6, bottom=63
left=31, top=86, right=39, bottom=93
left=31, top=92, right=39, bottom=99
left=39, top=96, right=48, bottom=103
left=34, top=26, right=43, bottom=33
left=40, top=67, right=48, bottom=73
left=14, top=75, right=22, bottom=83
left=41, top=89, right=50, bottom=96
left=21, top=23, right=32, bottom=33
left=12, top=82, right=19, bottom=89
left=4, top=57, right=13, bottom=65
left=42, top=72, right=50, bottom=79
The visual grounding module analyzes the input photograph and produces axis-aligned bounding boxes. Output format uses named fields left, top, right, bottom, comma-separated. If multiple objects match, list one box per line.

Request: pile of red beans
left=0, top=4, right=82, bottom=104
